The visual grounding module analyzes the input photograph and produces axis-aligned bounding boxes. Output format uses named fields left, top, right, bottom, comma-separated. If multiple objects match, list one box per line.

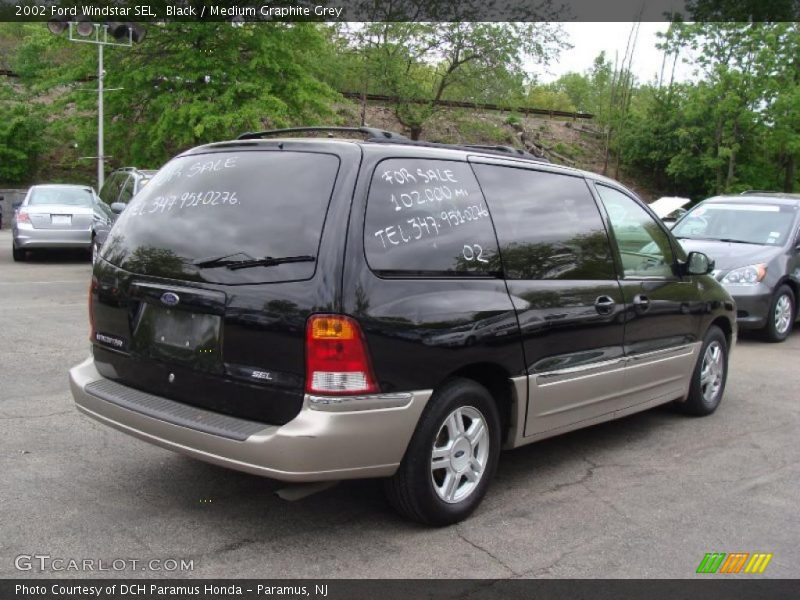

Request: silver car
left=12, top=185, right=98, bottom=262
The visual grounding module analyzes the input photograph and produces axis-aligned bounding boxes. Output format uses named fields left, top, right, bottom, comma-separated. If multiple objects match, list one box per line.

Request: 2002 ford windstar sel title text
left=69, top=127, right=736, bottom=525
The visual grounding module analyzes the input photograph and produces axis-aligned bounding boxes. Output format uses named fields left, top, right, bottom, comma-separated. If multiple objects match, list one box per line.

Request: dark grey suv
left=674, top=193, right=800, bottom=342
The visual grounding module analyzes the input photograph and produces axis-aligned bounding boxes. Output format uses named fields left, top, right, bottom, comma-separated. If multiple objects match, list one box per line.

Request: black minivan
left=70, top=127, right=736, bottom=525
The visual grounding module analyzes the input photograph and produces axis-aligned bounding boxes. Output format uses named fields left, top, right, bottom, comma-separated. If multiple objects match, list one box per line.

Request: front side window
left=117, top=176, right=135, bottom=204
left=473, top=164, right=615, bottom=280
left=364, top=158, right=499, bottom=276
left=596, top=184, right=674, bottom=278
left=98, top=174, right=124, bottom=205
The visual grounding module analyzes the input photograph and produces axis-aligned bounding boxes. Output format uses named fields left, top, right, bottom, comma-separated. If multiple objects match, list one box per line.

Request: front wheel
left=676, top=325, right=728, bottom=416
left=384, top=378, right=501, bottom=526
left=763, top=285, right=795, bottom=343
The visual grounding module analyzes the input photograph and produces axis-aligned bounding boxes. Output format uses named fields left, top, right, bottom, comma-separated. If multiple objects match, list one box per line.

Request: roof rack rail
left=461, top=144, right=541, bottom=160
left=237, top=126, right=408, bottom=141
left=739, top=190, right=800, bottom=198
left=366, top=137, right=550, bottom=163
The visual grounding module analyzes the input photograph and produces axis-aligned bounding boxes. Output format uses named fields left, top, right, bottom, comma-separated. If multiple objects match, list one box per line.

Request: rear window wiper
left=194, top=254, right=316, bottom=270
left=227, top=255, right=316, bottom=271
left=193, top=252, right=255, bottom=268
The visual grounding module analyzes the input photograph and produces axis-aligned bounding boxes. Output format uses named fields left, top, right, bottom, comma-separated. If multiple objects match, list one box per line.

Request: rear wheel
left=676, top=325, right=728, bottom=416
left=12, top=243, right=24, bottom=262
left=763, top=285, right=795, bottom=343
left=384, top=378, right=500, bottom=526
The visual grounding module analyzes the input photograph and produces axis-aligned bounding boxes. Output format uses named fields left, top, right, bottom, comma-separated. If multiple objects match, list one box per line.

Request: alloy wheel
left=699, top=341, right=724, bottom=404
left=430, top=406, right=489, bottom=504
left=774, top=294, right=792, bottom=335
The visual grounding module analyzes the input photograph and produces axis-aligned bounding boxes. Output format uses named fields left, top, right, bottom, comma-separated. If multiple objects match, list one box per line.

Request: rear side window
left=102, top=151, right=340, bottom=284
left=472, top=164, right=615, bottom=280
left=364, top=158, right=499, bottom=276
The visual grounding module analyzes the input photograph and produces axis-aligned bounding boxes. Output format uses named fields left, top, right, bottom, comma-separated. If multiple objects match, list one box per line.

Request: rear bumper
left=14, top=224, right=91, bottom=249
left=69, top=357, right=431, bottom=482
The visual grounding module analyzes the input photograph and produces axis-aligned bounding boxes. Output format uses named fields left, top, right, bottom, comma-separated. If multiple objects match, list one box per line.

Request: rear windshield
left=673, top=202, right=797, bottom=246
left=101, top=151, right=340, bottom=284
left=29, top=187, right=93, bottom=207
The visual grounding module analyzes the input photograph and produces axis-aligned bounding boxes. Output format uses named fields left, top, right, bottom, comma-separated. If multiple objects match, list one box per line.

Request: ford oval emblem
left=160, top=292, right=180, bottom=307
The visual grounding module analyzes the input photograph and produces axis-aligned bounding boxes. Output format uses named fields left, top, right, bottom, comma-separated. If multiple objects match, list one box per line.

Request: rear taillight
left=88, top=277, right=97, bottom=342
left=305, top=315, right=378, bottom=395
left=16, top=209, right=30, bottom=224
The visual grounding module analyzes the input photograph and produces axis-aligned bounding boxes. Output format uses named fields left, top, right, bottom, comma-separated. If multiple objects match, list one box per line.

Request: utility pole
left=97, top=41, right=104, bottom=189
left=47, top=21, right=145, bottom=191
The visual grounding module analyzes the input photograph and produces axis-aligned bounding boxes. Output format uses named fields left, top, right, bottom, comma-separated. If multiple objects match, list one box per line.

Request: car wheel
left=384, top=378, right=501, bottom=526
left=763, top=285, right=795, bottom=343
left=676, top=325, right=728, bottom=416
left=12, top=243, right=25, bottom=262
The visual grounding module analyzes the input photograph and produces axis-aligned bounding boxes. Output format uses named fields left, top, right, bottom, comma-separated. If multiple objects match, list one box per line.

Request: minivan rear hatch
left=91, top=148, right=343, bottom=424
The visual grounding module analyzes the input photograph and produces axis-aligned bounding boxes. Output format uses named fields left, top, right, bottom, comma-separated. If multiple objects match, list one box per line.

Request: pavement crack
left=0, top=409, right=72, bottom=420
left=540, top=457, right=599, bottom=495
left=454, top=528, right=518, bottom=576
left=520, top=538, right=594, bottom=578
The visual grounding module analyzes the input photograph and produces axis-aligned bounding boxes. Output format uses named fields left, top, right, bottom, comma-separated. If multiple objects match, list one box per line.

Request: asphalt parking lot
left=1, top=227, right=798, bottom=579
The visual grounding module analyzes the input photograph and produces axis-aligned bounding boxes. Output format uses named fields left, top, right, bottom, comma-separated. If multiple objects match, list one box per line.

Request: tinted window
left=99, top=173, right=125, bottom=205
left=28, top=187, right=94, bottom=207
left=94, top=199, right=114, bottom=220
left=102, top=151, right=340, bottom=284
left=473, top=165, right=615, bottom=280
left=364, top=158, right=499, bottom=276
left=118, top=176, right=135, bottom=204
left=673, top=202, right=797, bottom=246
left=596, top=184, right=674, bottom=278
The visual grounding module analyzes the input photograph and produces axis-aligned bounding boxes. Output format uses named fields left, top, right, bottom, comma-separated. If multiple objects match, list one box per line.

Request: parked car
left=98, top=167, right=157, bottom=211
left=672, top=193, right=800, bottom=342
left=12, top=184, right=101, bottom=261
left=69, top=127, right=736, bottom=525
left=94, top=167, right=157, bottom=256
left=650, top=196, right=692, bottom=228
left=90, top=197, right=118, bottom=264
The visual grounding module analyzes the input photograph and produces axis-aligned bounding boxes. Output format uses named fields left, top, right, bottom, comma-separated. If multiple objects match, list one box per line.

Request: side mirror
left=110, top=202, right=126, bottom=214
left=686, top=251, right=714, bottom=275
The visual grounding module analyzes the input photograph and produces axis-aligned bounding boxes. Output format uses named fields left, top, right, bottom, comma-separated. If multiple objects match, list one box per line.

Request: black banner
left=2, top=579, right=800, bottom=600
left=1, top=0, right=800, bottom=23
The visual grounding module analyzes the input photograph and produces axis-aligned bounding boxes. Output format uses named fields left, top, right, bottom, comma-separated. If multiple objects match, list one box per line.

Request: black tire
left=384, top=378, right=501, bottom=526
left=675, top=325, right=728, bottom=416
left=762, top=285, right=795, bottom=343
left=12, top=243, right=24, bottom=262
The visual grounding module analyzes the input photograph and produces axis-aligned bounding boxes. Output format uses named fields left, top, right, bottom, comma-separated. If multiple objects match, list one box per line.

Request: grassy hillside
left=338, top=103, right=658, bottom=201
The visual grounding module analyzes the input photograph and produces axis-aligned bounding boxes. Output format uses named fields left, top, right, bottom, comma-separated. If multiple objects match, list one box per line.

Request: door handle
left=594, top=295, right=616, bottom=315
left=633, top=294, right=650, bottom=312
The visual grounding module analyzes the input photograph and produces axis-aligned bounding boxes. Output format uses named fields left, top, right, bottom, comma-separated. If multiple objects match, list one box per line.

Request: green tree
left=346, top=21, right=566, bottom=139
left=0, top=81, right=44, bottom=183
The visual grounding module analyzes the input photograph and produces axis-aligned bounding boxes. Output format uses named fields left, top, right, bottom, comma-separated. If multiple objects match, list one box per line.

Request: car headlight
left=721, top=263, right=767, bottom=285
